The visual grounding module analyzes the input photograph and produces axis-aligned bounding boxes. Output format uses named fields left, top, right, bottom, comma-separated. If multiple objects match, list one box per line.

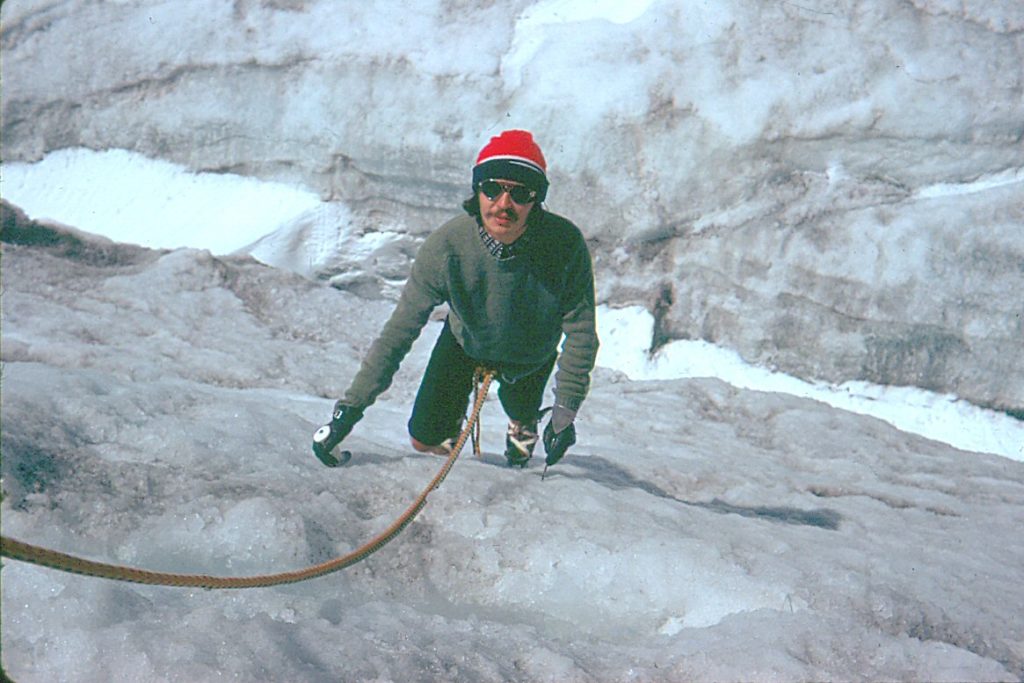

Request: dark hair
left=461, top=194, right=480, bottom=218
left=461, top=193, right=546, bottom=228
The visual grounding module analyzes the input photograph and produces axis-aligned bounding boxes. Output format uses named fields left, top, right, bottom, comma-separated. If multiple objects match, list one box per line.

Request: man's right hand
left=312, top=402, right=364, bottom=467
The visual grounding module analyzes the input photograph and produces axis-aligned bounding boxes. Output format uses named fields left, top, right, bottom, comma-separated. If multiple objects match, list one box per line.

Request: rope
left=471, top=367, right=487, bottom=458
left=0, top=371, right=495, bottom=589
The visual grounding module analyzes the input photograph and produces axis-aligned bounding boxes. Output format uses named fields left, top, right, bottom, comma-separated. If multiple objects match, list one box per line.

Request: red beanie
left=472, top=130, right=549, bottom=202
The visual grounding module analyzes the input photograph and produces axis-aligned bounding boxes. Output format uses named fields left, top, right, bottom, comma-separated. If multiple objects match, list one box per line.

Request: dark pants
left=408, top=320, right=556, bottom=446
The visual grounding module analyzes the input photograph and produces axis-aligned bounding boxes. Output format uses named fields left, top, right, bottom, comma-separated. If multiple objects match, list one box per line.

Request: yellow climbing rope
left=0, top=371, right=494, bottom=589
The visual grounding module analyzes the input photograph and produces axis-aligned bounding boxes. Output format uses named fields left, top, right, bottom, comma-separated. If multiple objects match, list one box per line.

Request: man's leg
left=408, top=321, right=476, bottom=454
left=497, top=354, right=557, bottom=466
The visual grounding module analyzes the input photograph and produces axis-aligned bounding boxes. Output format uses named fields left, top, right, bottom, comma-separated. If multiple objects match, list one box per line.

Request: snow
left=1, top=148, right=322, bottom=254
left=915, top=167, right=1024, bottom=199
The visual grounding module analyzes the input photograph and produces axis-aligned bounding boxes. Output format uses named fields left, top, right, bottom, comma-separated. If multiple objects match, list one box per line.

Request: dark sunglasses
left=479, top=179, right=537, bottom=205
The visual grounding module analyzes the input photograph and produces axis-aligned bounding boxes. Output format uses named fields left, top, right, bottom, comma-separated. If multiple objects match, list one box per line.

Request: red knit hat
left=472, top=130, right=549, bottom=202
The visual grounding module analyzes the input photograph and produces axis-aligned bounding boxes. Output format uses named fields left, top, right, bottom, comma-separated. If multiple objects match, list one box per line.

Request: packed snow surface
left=2, top=152, right=1023, bottom=681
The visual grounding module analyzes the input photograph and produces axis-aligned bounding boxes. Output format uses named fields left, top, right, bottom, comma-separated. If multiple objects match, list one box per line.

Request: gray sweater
left=342, top=210, right=599, bottom=412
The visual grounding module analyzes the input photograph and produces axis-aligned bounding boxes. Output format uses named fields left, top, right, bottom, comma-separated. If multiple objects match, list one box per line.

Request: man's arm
left=542, top=241, right=598, bottom=470
left=341, top=243, right=447, bottom=410
left=312, top=233, right=448, bottom=466
left=552, top=241, right=599, bottom=413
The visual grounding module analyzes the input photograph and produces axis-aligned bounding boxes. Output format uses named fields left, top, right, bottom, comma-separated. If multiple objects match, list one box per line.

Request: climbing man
left=313, top=129, right=599, bottom=470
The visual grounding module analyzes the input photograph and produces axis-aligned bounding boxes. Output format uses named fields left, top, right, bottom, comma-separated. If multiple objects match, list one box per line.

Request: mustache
left=490, top=207, right=519, bottom=221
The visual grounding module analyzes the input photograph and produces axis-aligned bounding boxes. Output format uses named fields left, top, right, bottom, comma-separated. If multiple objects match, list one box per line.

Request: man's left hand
left=543, top=405, right=577, bottom=467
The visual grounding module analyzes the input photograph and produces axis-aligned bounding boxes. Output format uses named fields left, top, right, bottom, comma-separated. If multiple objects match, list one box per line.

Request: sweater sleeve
left=552, top=239, right=599, bottom=412
left=341, top=236, right=447, bottom=409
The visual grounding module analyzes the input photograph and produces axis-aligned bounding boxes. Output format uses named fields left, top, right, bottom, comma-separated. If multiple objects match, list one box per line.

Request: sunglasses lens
left=479, top=180, right=536, bottom=204
left=480, top=180, right=503, bottom=200
left=509, top=186, right=535, bottom=204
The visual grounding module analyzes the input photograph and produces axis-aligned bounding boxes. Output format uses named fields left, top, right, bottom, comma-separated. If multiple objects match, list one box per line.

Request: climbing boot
left=505, top=419, right=539, bottom=468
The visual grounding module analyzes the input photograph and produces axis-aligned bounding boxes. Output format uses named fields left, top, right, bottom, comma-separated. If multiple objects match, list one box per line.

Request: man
left=313, top=130, right=598, bottom=469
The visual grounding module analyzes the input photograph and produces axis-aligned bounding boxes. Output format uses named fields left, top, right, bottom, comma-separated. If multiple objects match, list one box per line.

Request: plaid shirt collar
left=477, top=221, right=530, bottom=261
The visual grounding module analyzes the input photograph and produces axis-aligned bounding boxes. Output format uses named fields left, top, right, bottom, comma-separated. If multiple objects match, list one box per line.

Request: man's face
left=478, top=179, right=535, bottom=244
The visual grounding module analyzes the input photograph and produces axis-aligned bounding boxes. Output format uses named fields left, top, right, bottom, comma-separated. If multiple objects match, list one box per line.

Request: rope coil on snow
left=0, top=371, right=495, bottom=589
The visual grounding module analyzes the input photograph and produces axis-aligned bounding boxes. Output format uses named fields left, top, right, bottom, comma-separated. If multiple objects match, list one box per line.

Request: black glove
left=542, top=406, right=577, bottom=468
left=312, top=402, right=363, bottom=467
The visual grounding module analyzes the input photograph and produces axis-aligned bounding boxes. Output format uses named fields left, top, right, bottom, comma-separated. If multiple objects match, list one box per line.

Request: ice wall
left=2, top=0, right=1022, bottom=410
left=3, top=216, right=1023, bottom=681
